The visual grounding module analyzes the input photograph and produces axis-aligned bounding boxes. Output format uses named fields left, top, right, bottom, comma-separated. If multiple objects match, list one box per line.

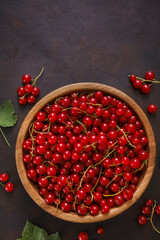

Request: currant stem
left=77, top=165, right=93, bottom=190
left=0, top=127, right=11, bottom=147
left=128, top=75, right=160, bottom=84
left=91, top=165, right=103, bottom=194
left=76, top=120, right=88, bottom=135
left=116, top=125, right=136, bottom=148
left=149, top=200, right=160, bottom=234
left=0, top=182, right=5, bottom=188
left=103, top=181, right=128, bottom=197
left=32, top=67, right=44, bottom=86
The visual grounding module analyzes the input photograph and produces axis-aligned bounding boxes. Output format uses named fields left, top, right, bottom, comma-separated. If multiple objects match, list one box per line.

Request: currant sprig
left=0, top=173, right=14, bottom=192
left=138, top=199, right=160, bottom=235
left=17, top=67, right=44, bottom=105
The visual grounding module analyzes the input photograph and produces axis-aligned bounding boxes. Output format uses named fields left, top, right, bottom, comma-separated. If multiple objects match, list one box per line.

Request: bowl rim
left=15, top=82, right=156, bottom=223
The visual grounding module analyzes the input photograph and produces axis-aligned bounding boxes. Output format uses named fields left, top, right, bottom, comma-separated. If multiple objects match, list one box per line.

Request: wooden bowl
left=16, top=83, right=156, bottom=223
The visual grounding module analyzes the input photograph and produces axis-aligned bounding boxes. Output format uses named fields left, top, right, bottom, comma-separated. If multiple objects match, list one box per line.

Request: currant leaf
left=49, top=232, right=61, bottom=240
left=0, top=100, right=17, bottom=147
left=0, top=100, right=17, bottom=127
left=17, top=220, right=61, bottom=240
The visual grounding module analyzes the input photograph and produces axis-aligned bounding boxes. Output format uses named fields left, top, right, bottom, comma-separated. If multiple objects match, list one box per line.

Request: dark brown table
left=0, top=1, right=160, bottom=239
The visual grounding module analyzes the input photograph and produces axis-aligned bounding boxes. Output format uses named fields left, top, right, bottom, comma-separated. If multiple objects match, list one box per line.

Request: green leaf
left=17, top=220, right=61, bottom=240
left=0, top=100, right=17, bottom=147
left=0, top=100, right=17, bottom=127
left=49, top=232, right=61, bottom=240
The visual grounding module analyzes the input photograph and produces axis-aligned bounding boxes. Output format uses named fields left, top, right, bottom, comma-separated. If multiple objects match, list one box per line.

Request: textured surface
left=0, top=0, right=160, bottom=239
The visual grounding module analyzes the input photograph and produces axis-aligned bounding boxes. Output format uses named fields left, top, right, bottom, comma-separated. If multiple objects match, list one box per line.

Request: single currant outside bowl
left=15, top=83, right=156, bottom=223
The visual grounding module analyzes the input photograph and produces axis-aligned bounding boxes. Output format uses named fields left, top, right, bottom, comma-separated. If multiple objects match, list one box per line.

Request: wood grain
left=15, top=83, right=156, bottom=223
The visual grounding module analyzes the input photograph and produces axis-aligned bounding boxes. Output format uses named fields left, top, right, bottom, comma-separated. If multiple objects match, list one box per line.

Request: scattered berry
left=0, top=173, right=9, bottom=182
left=96, top=226, right=104, bottom=235
left=147, top=104, right=157, bottom=114
left=78, top=232, right=88, bottom=240
left=5, top=182, right=14, bottom=192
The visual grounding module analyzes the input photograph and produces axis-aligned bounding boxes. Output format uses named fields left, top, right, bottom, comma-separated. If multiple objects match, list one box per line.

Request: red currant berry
left=77, top=205, right=87, bottom=216
left=141, top=205, right=150, bottom=215
left=17, top=86, right=26, bottom=96
left=77, top=189, right=86, bottom=200
left=36, top=111, right=46, bottom=121
left=5, top=182, right=14, bottom=192
left=155, top=205, right=160, bottom=215
left=133, top=79, right=142, bottom=89
left=130, top=75, right=136, bottom=82
left=147, top=104, right=157, bottom=114
left=138, top=215, right=147, bottom=225
left=141, top=84, right=150, bottom=94
left=145, top=71, right=155, bottom=80
left=96, top=226, right=104, bottom=235
left=145, top=199, right=153, bottom=207
left=60, top=201, right=71, bottom=212
left=18, top=97, right=27, bottom=105
left=0, top=173, right=9, bottom=182
left=25, top=84, right=33, bottom=93
left=32, top=87, right=40, bottom=96
left=45, top=193, right=55, bottom=204
left=90, top=205, right=99, bottom=215
left=122, top=189, right=133, bottom=200
left=22, top=74, right=31, bottom=84
left=27, top=95, right=36, bottom=104
left=78, top=232, right=88, bottom=240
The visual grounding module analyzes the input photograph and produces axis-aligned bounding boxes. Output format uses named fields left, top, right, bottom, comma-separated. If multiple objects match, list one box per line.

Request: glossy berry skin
left=96, top=226, right=104, bottom=235
left=77, top=189, right=86, bottom=200
left=78, top=232, right=88, bottom=240
left=141, top=205, right=150, bottom=215
left=155, top=205, right=160, bottom=215
left=48, top=112, right=57, bottom=122
left=145, top=71, right=155, bottom=80
left=32, top=87, right=40, bottom=96
left=60, top=201, right=71, bottom=212
left=147, top=104, right=157, bottom=114
left=27, top=95, right=36, bottom=104
left=25, top=84, right=33, bottom=93
left=122, top=189, right=133, bottom=200
left=22, top=74, right=31, bottom=84
left=133, top=79, right=143, bottom=89
left=141, top=84, right=150, bottom=94
left=18, top=97, right=27, bottom=105
left=138, top=215, right=147, bottom=225
left=5, top=182, right=14, bottom=192
left=77, top=205, right=87, bottom=216
left=145, top=199, right=153, bottom=207
left=101, top=204, right=110, bottom=213
left=45, top=193, right=55, bottom=204
left=38, top=177, right=48, bottom=187
left=0, top=173, right=9, bottom=182
left=90, top=205, right=99, bottom=215
left=130, top=75, right=136, bottom=82
left=138, top=150, right=148, bottom=161
left=17, top=86, right=26, bottom=96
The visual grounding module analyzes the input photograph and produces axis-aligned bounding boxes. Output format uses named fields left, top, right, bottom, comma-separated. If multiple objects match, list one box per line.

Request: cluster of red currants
left=138, top=199, right=160, bottom=234
left=23, top=91, right=149, bottom=216
left=17, top=67, right=44, bottom=105
left=129, top=71, right=157, bottom=114
left=78, top=226, right=104, bottom=240
left=0, top=173, right=14, bottom=192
